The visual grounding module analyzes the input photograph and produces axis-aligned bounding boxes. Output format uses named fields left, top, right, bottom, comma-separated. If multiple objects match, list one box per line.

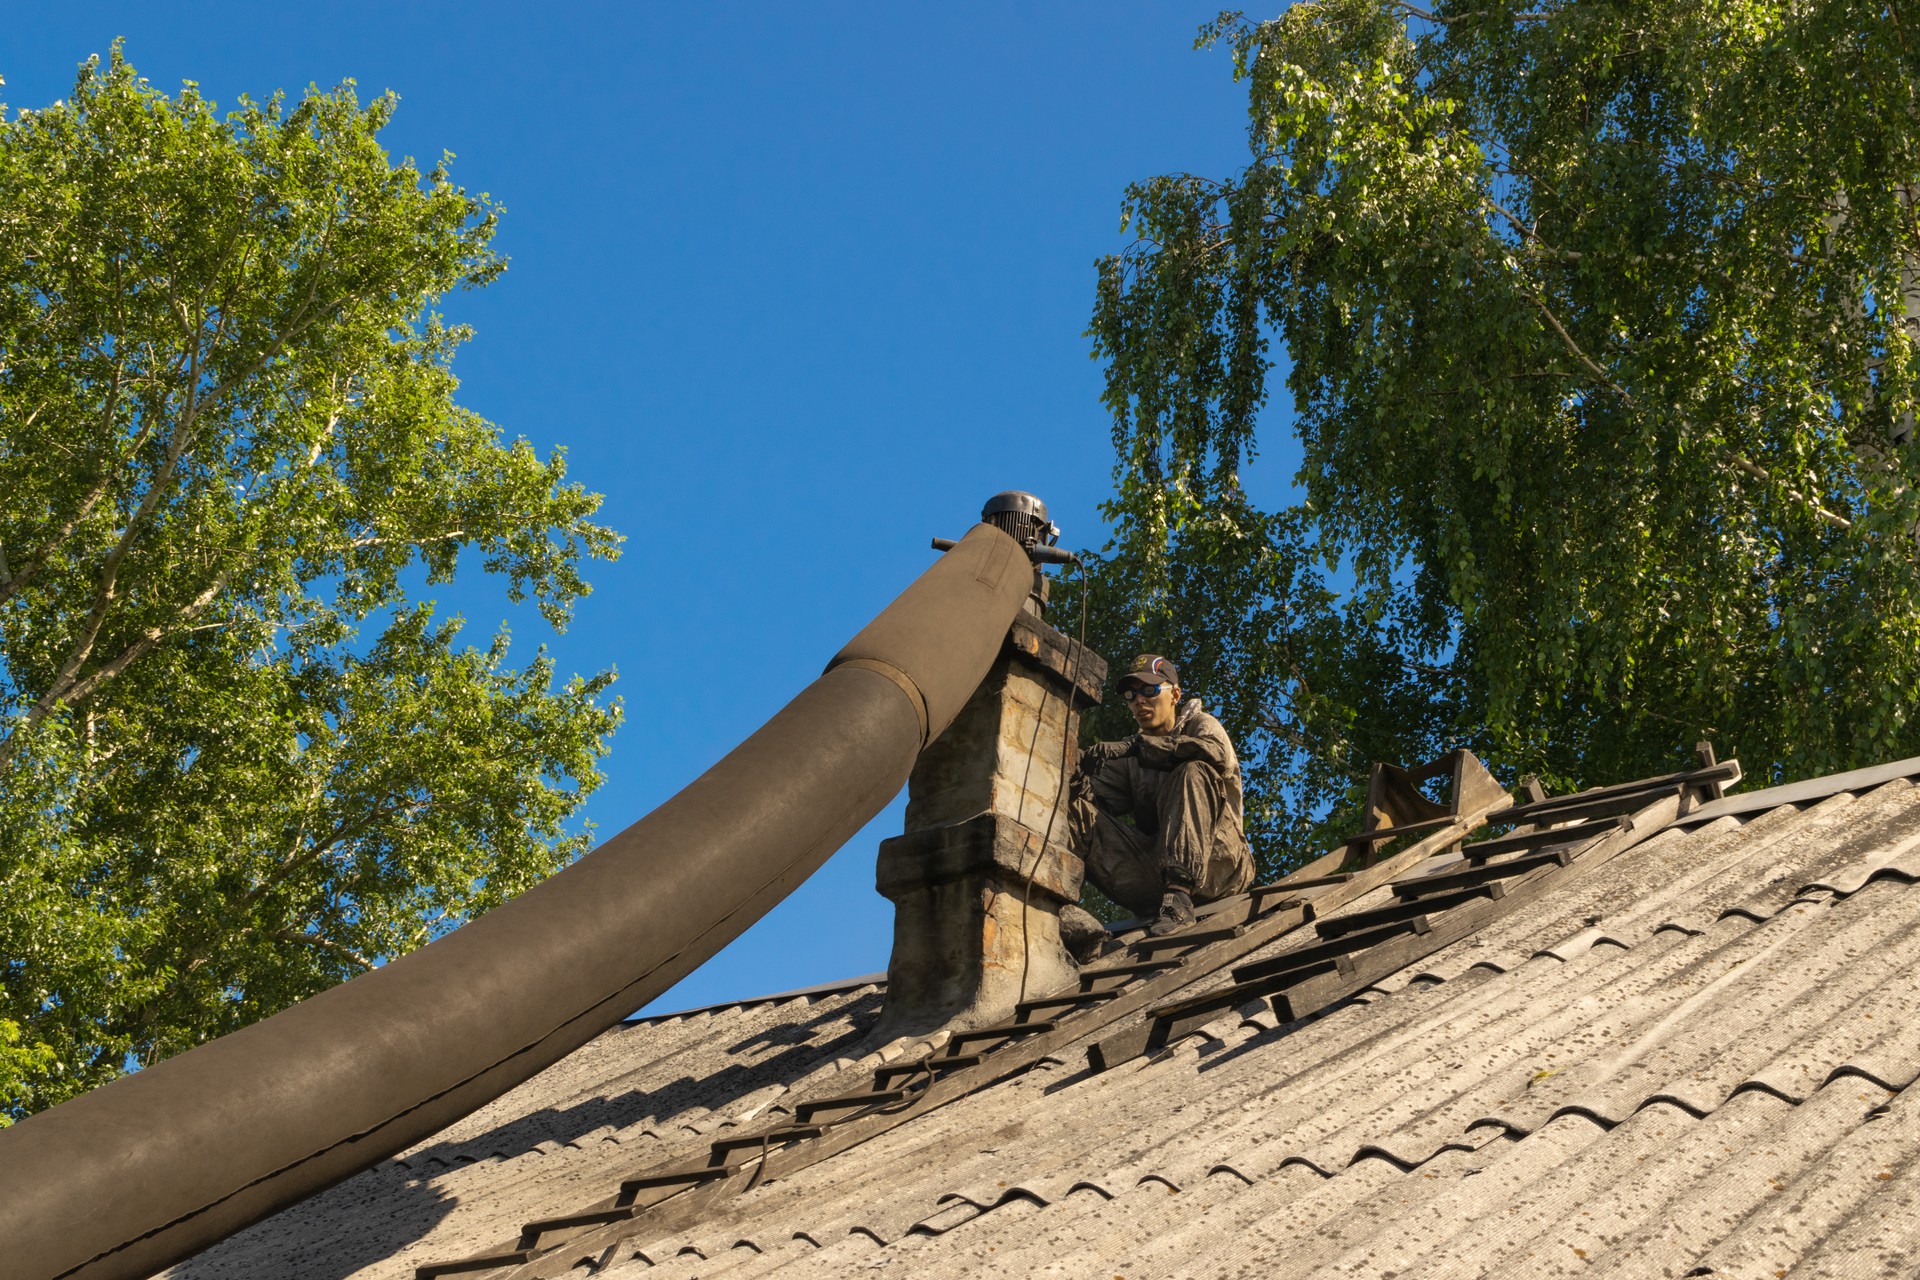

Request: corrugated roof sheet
left=166, top=767, right=1920, bottom=1280
left=623, top=975, right=889, bottom=1028
left=161, top=982, right=888, bottom=1280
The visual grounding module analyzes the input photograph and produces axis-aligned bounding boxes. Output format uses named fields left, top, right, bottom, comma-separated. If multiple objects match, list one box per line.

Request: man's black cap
left=1118, top=653, right=1180, bottom=691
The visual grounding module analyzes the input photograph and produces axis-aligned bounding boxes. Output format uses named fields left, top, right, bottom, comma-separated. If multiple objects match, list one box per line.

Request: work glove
left=1080, top=736, right=1139, bottom=767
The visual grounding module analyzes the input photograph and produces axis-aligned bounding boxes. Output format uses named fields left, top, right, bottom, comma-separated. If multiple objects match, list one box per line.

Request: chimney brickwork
left=872, top=605, right=1105, bottom=1041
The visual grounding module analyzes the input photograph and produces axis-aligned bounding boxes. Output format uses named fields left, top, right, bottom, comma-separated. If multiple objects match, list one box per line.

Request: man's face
left=1123, top=680, right=1180, bottom=735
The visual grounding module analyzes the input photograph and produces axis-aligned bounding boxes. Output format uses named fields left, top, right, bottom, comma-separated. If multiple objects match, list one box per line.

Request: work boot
left=1148, top=886, right=1196, bottom=937
left=1057, top=903, right=1108, bottom=964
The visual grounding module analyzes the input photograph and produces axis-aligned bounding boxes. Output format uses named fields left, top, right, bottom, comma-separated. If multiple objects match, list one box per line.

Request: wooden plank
left=1078, top=957, right=1185, bottom=992
left=1127, top=923, right=1246, bottom=955
left=1391, top=848, right=1570, bottom=899
left=517, top=1208, right=638, bottom=1252
left=1079, top=796, right=1514, bottom=1075
left=943, top=1018, right=1056, bottom=1052
left=1144, top=950, right=1361, bottom=1044
left=1488, top=762, right=1736, bottom=826
left=793, top=1091, right=909, bottom=1122
left=1340, top=814, right=1460, bottom=847
left=1275, top=791, right=1685, bottom=1024
left=706, top=1127, right=821, bottom=1154
left=1254, top=873, right=1350, bottom=892
left=1015, top=989, right=1120, bottom=1020
left=1086, top=1022, right=1154, bottom=1073
left=415, top=1251, right=534, bottom=1279
left=1232, top=919, right=1424, bottom=983
left=618, top=1163, right=742, bottom=1193
left=1315, top=884, right=1501, bottom=939
left=1273, top=895, right=1517, bottom=1022
left=1462, top=816, right=1627, bottom=862
left=1478, top=790, right=1661, bottom=829
left=873, top=1053, right=979, bottom=1087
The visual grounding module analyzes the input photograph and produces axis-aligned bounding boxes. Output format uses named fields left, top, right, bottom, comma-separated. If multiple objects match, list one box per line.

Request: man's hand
left=1080, top=736, right=1139, bottom=767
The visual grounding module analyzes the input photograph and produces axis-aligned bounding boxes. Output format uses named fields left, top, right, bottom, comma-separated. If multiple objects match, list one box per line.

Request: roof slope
left=167, top=767, right=1920, bottom=1280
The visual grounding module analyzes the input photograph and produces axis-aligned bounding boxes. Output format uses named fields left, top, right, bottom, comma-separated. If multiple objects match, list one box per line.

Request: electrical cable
left=1014, top=559, right=1091, bottom=1004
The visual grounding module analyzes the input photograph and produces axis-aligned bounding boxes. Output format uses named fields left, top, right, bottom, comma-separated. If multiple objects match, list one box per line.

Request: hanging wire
left=1015, top=560, right=1093, bottom=1004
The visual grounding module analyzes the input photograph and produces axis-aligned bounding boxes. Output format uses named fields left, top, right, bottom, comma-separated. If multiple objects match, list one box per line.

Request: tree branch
left=241, top=792, right=426, bottom=912
left=1526, top=288, right=1855, bottom=532
left=308, top=373, right=346, bottom=466
left=261, top=929, right=373, bottom=971
left=58, top=569, right=234, bottom=711
left=1395, top=2, right=1549, bottom=26
left=32, top=354, right=210, bottom=705
left=0, top=350, right=144, bottom=608
left=345, top=528, right=470, bottom=551
left=1721, top=454, right=1854, bottom=531
left=0, top=563, right=236, bottom=767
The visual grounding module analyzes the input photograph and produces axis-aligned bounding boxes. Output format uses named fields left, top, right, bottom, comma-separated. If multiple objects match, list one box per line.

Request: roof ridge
left=1680, top=754, right=1920, bottom=825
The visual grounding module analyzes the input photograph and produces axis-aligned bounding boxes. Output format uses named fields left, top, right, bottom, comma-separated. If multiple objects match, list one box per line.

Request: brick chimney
left=870, top=602, right=1105, bottom=1042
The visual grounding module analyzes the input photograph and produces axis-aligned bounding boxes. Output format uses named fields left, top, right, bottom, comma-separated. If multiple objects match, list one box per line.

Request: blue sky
left=3, top=4, right=1302, bottom=1014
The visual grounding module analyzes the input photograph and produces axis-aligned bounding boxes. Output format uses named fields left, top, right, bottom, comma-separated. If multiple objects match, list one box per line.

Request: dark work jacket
left=1088, top=698, right=1250, bottom=862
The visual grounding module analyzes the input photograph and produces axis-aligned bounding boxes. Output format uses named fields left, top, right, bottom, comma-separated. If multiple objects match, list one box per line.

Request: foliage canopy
left=0, top=50, right=621, bottom=1118
left=1078, top=1, right=1920, bottom=875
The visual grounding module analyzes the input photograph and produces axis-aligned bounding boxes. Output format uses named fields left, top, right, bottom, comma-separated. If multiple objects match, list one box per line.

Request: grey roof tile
left=166, top=768, right=1920, bottom=1279
left=161, top=987, right=883, bottom=1280
left=1689, top=1084, right=1919, bottom=1279
left=1578, top=1084, right=1898, bottom=1280
left=1308, top=1121, right=1603, bottom=1278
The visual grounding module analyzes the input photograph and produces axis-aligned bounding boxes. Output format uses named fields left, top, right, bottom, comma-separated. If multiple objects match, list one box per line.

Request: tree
left=0, top=49, right=622, bottom=1120
left=1081, top=1, right=1920, bottom=876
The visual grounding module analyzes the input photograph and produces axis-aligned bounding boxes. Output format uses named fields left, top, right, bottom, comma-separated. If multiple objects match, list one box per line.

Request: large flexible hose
left=0, top=522, right=1031, bottom=1280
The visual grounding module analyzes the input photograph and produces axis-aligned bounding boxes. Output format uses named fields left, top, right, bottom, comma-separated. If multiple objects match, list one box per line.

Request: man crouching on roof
left=1059, top=653, right=1256, bottom=957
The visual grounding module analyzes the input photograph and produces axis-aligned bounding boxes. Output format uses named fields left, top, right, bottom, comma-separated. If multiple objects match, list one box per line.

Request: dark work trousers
left=1073, top=758, right=1253, bottom=918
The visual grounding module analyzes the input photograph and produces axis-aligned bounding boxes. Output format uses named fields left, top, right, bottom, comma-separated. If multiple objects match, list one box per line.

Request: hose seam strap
left=829, top=657, right=931, bottom=747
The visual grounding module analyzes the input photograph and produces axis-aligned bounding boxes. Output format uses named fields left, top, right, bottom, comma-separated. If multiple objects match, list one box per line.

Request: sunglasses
left=1121, top=683, right=1167, bottom=702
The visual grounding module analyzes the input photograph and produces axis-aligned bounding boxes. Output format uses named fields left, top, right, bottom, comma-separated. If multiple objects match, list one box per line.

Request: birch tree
left=1082, top=1, right=1920, bottom=869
